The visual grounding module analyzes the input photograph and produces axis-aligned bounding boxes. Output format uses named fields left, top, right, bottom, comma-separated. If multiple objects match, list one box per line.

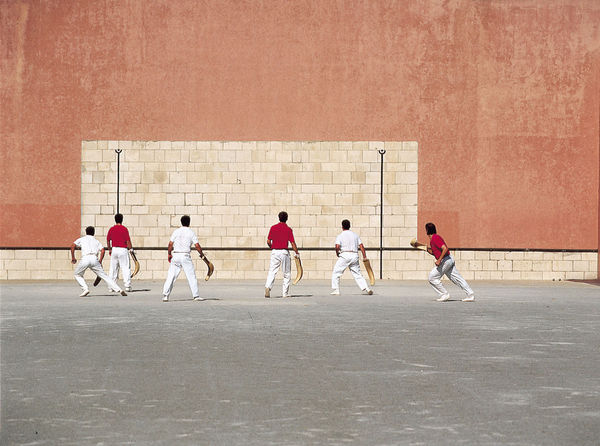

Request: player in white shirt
left=331, top=219, right=373, bottom=295
left=162, top=215, right=205, bottom=302
left=70, top=226, right=126, bottom=297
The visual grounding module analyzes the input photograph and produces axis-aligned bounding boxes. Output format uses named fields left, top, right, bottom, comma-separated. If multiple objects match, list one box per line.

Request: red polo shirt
left=268, top=222, right=295, bottom=249
left=107, top=225, right=131, bottom=248
left=430, top=234, right=449, bottom=260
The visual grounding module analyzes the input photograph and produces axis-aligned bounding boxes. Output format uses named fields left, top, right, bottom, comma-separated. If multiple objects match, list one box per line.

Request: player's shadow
left=272, top=294, right=313, bottom=298
left=169, top=297, right=221, bottom=302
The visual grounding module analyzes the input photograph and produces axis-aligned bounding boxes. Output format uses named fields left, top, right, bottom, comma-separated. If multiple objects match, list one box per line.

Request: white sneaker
left=282, top=294, right=290, bottom=298
left=79, top=290, right=90, bottom=297
left=436, top=294, right=451, bottom=302
left=462, top=295, right=475, bottom=302
left=193, top=296, right=205, bottom=301
left=265, top=287, right=270, bottom=298
left=330, top=289, right=340, bottom=295
left=162, top=295, right=169, bottom=302
left=125, top=287, right=132, bottom=292
left=363, top=289, right=373, bottom=295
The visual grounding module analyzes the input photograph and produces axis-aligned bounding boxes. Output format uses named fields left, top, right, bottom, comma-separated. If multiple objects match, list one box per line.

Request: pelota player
left=71, top=226, right=127, bottom=297
left=265, top=211, right=300, bottom=298
left=330, top=219, right=373, bottom=295
left=106, top=213, right=134, bottom=292
left=425, top=222, right=475, bottom=302
left=162, top=215, right=206, bottom=302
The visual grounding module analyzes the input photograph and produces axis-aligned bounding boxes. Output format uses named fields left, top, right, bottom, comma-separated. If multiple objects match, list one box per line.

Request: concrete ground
left=1, top=278, right=599, bottom=445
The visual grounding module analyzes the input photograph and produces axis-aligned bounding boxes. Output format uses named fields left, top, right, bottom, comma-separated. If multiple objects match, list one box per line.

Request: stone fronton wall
left=80, top=140, right=417, bottom=252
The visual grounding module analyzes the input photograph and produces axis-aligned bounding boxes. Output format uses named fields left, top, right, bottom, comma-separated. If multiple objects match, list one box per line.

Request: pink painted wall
left=1, top=1, right=599, bottom=256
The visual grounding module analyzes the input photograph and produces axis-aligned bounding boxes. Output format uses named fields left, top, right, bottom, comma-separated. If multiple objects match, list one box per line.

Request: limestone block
left=482, top=260, right=498, bottom=271
left=169, top=172, right=187, bottom=184
left=505, top=251, right=525, bottom=260
left=521, top=271, right=544, bottom=280
left=82, top=183, right=100, bottom=193
left=532, top=261, right=552, bottom=271
left=460, top=270, right=475, bottom=280
left=8, top=270, right=31, bottom=280
left=467, top=260, right=483, bottom=271
left=553, top=261, right=573, bottom=272
left=474, top=271, right=492, bottom=280
left=572, top=260, right=591, bottom=272
left=253, top=171, right=276, bottom=185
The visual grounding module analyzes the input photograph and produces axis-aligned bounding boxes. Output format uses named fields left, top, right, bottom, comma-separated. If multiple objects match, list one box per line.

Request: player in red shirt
left=265, top=211, right=300, bottom=298
left=426, top=222, right=475, bottom=302
left=106, top=213, right=134, bottom=292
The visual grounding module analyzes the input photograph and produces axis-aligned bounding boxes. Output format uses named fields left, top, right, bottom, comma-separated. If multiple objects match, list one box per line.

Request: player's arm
left=335, top=243, right=341, bottom=257
left=267, top=238, right=272, bottom=248
left=435, top=244, right=449, bottom=266
left=291, top=241, right=299, bottom=257
left=167, top=241, right=174, bottom=262
left=359, top=243, right=367, bottom=259
left=106, top=229, right=112, bottom=255
left=194, top=242, right=203, bottom=257
left=98, top=248, right=105, bottom=263
left=70, top=243, right=77, bottom=264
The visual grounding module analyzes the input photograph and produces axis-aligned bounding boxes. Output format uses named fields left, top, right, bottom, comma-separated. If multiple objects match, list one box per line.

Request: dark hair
left=114, top=213, right=123, bottom=224
left=85, top=226, right=95, bottom=236
left=278, top=211, right=288, bottom=222
left=425, top=222, right=437, bottom=235
left=342, top=219, right=351, bottom=230
left=181, top=215, right=191, bottom=227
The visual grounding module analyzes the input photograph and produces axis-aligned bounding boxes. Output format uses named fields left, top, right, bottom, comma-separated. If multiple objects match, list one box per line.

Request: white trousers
left=428, top=255, right=474, bottom=299
left=265, top=249, right=291, bottom=295
left=163, top=253, right=199, bottom=298
left=331, top=252, right=369, bottom=291
left=74, top=255, right=123, bottom=293
left=109, top=247, right=131, bottom=289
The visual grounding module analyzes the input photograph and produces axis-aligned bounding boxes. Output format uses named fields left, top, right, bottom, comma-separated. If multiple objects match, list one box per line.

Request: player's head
left=181, top=215, right=191, bottom=227
left=278, top=211, right=288, bottom=223
left=85, top=226, right=95, bottom=236
left=114, top=213, right=123, bottom=224
left=342, top=219, right=351, bottom=230
left=425, top=222, right=437, bottom=235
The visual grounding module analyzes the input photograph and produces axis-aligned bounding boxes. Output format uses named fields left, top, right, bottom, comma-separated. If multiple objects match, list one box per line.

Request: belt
left=341, top=250, right=358, bottom=253
left=173, top=251, right=191, bottom=254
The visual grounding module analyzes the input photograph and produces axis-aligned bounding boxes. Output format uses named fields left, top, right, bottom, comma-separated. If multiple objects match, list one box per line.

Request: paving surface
left=1, top=279, right=599, bottom=445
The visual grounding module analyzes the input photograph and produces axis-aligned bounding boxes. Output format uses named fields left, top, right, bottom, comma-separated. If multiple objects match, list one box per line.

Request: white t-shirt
left=335, top=230, right=362, bottom=253
left=170, top=226, right=199, bottom=253
left=74, top=235, right=103, bottom=256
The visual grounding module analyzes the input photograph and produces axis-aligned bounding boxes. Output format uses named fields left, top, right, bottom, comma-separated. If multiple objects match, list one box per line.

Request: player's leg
left=445, top=255, right=475, bottom=301
left=162, top=257, right=182, bottom=300
left=119, top=249, right=132, bottom=291
left=348, top=255, right=370, bottom=293
left=429, top=263, right=450, bottom=301
left=181, top=255, right=200, bottom=298
left=265, top=251, right=282, bottom=294
left=108, top=254, right=119, bottom=291
left=91, top=260, right=124, bottom=294
left=281, top=252, right=291, bottom=297
left=74, top=258, right=90, bottom=296
left=108, top=251, right=120, bottom=292
left=331, top=255, right=348, bottom=294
